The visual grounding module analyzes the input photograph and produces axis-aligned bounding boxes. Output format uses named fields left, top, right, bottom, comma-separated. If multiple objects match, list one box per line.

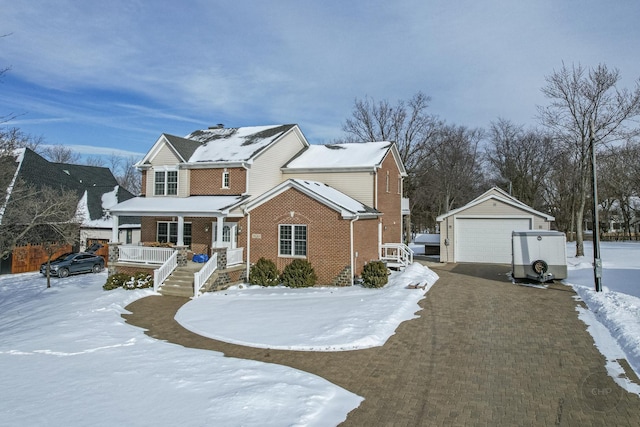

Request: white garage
left=436, top=188, right=555, bottom=264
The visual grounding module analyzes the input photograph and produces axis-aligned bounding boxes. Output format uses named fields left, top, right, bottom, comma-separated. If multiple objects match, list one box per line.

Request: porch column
left=177, top=215, right=185, bottom=246
left=111, top=214, right=119, bottom=243
left=215, top=216, right=224, bottom=248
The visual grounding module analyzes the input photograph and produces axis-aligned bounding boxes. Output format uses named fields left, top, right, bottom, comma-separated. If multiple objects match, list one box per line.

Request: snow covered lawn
left=176, top=263, right=439, bottom=351
left=0, top=263, right=438, bottom=426
left=565, top=241, right=640, bottom=393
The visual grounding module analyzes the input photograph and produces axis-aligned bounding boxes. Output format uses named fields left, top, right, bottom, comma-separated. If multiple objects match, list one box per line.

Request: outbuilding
left=436, top=187, right=555, bottom=264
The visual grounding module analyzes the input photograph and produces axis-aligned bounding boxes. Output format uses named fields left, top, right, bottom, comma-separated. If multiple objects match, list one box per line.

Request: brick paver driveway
left=123, top=263, right=640, bottom=426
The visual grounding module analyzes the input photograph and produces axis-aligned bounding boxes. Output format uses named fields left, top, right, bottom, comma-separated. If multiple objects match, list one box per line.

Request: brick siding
left=190, top=167, right=246, bottom=195
left=376, top=152, right=403, bottom=244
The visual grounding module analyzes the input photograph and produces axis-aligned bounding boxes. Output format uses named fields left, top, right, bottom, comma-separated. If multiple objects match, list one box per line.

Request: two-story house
left=108, top=124, right=409, bottom=293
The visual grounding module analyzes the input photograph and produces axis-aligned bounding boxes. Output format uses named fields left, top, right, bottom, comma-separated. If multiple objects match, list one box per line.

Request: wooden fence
left=8, top=241, right=110, bottom=274
left=11, top=244, right=73, bottom=274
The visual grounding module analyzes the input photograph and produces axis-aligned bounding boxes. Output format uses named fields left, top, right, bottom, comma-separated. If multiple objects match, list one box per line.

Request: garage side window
left=279, top=224, right=307, bottom=257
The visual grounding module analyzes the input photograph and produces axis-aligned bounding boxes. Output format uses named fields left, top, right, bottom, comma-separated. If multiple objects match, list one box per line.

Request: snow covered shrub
left=249, top=258, right=280, bottom=286
left=103, top=272, right=153, bottom=290
left=280, top=259, right=317, bottom=288
left=123, top=272, right=154, bottom=290
left=103, top=273, right=130, bottom=290
left=361, top=261, right=388, bottom=288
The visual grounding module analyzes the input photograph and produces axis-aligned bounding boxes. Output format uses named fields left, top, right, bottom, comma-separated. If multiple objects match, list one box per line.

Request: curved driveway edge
left=122, top=263, right=640, bottom=426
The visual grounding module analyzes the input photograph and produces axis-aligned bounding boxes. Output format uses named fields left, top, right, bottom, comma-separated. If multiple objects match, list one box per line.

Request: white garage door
left=456, top=218, right=531, bottom=263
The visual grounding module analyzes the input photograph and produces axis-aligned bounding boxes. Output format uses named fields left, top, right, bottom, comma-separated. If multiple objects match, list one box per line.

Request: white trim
left=436, top=194, right=554, bottom=222
left=278, top=224, right=307, bottom=258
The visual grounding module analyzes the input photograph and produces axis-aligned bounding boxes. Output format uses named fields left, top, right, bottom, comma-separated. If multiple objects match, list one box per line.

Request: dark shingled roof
left=162, top=134, right=203, bottom=162
left=6, top=148, right=139, bottom=224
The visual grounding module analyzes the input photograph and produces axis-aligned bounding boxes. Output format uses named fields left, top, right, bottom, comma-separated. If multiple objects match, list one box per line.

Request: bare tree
left=114, top=156, right=142, bottom=195
left=412, top=124, right=486, bottom=229
left=538, top=63, right=640, bottom=256
left=485, top=118, right=557, bottom=211
left=41, top=145, right=81, bottom=164
left=340, top=92, right=441, bottom=239
left=341, top=92, right=441, bottom=171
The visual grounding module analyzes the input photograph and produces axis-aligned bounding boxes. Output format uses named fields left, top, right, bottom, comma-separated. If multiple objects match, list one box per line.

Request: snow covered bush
left=249, top=258, right=280, bottom=286
left=103, top=272, right=153, bottom=290
left=361, top=261, right=388, bottom=288
left=280, top=259, right=317, bottom=288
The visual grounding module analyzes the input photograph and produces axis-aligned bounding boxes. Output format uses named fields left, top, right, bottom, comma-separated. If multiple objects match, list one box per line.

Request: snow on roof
left=108, top=195, right=247, bottom=216
left=284, top=141, right=392, bottom=170
left=247, top=179, right=379, bottom=218
left=186, top=125, right=295, bottom=163
left=291, top=179, right=377, bottom=216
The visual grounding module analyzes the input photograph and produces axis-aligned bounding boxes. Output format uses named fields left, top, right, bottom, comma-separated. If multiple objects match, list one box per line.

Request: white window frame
left=157, top=221, right=192, bottom=246
left=385, top=171, right=390, bottom=193
left=154, top=168, right=178, bottom=196
left=278, top=224, right=307, bottom=257
left=222, top=169, right=230, bottom=189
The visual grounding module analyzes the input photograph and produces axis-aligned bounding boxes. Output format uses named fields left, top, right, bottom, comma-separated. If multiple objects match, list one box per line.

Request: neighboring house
left=436, top=187, right=554, bottom=264
left=0, top=148, right=140, bottom=274
left=108, top=124, right=410, bottom=289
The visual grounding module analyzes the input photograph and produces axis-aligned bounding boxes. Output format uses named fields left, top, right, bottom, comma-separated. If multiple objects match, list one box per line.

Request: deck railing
left=227, top=247, right=244, bottom=266
left=193, top=253, right=218, bottom=298
left=119, top=246, right=174, bottom=264
left=380, top=243, right=414, bottom=268
left=153, top=251, right=178, bottom=292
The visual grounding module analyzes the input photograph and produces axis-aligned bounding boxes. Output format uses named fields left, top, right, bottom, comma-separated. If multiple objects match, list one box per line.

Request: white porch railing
left=227, top=247, right=244, bottom=266
left=153, top=251, right=178, bottom=292
left=119, top=245, right=174, bottom=264
left=193, top=253, right=218, bottom=298
left=380, top=243, right=414, bottom=269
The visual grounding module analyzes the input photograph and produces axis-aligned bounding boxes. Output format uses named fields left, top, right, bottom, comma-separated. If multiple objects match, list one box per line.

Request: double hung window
left=154, top=170, right=178, bottom=196
left=279, top=224, right=307, bottom=257
left=157, top=222, right=192, bottom=246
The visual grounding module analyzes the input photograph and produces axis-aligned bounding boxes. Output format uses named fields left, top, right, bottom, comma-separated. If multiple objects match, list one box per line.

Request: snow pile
left=565, top=241, right=640, bottom=388
left=176, top=262, right=439, bottom=351
left=0, top=273, right=361, bottom=426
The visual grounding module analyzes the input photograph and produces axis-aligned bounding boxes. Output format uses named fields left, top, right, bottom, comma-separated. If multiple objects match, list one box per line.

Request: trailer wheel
left=532, top=260, right=548, bottom=275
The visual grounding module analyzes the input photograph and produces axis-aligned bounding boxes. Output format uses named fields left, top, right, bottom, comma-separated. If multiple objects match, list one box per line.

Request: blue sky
left=2, top=0, right=640, bottom=160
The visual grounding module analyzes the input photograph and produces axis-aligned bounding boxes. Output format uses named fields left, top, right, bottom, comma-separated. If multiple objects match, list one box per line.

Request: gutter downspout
left=350, top=216, right=358, bottom=286
left=245, top=210, right=251, bottom=280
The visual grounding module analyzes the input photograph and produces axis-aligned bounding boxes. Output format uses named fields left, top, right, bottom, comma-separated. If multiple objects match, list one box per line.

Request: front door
left=212, top=222, right=236, bottom=249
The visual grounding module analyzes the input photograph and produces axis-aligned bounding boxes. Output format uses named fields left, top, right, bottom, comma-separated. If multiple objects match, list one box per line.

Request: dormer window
left=154, top=170, right=178, bottom=196
left=222, top=169, right=230, bottom=189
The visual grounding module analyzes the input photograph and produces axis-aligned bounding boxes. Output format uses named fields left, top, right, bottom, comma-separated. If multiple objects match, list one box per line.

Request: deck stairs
left=158, top=261, right=204, bottom=297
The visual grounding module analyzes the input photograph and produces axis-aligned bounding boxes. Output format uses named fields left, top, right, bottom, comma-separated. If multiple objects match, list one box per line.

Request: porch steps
left=158, top=261, right=203, bottom=298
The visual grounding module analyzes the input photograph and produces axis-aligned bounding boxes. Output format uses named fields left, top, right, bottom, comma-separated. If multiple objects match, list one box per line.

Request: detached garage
left=436, top=187, right=555, bottom=264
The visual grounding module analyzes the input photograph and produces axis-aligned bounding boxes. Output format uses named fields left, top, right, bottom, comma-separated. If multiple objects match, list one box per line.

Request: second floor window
left=222, top=170, right=230, bottom=188
left=154, top=170, right=178, bottom=196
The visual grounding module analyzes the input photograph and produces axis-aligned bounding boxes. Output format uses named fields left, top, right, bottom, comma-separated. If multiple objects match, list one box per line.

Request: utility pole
left=590, top=121, right=603, bottom=292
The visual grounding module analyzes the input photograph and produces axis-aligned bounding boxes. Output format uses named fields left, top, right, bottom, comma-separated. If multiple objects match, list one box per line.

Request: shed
left=436, top=188, right=555, bottom=264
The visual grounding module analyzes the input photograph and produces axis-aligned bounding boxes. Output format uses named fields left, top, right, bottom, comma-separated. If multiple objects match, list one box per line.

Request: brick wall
left=353, top=218, right=380, bottom=276
left=376, top=152, right=403, bottom=244
left=190, top=167, right=246, bottom=195
left=248, top=188, right=352, bottom=286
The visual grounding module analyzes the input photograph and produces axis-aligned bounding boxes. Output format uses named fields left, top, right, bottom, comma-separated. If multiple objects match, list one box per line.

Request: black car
left=40, top=244, right=105, bottom=278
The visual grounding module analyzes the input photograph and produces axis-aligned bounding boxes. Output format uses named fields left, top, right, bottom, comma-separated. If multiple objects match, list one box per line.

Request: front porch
left=109, top=243, right=246, bottom=298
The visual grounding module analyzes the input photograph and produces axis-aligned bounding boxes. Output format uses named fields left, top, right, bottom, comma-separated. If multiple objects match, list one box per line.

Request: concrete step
left=158, top=282, right=194, bottom=297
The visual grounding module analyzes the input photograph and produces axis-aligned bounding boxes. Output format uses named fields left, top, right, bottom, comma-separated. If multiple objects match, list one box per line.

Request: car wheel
left=58, top=268, right=69, bottom=278
left=92, top=264, right=103, bottom=273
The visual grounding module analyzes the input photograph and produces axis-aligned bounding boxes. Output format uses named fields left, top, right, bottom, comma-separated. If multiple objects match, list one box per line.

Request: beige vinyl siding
left=146, top=143, right=190, bottom=197
left=150, top=143, right=180, bottom=166
left=250, top=131, right=307, bottom=198
left=282, top=171, right=374, bottom=206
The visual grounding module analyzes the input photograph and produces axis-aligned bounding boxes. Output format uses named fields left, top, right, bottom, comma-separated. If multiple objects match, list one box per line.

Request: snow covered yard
left=565, top=241, right=640, bottom=394
left=0, top=263, right=438, bottom=426
left=0, top=272, right=361, bottom=426
left=176, top=263, right=439, bottom=351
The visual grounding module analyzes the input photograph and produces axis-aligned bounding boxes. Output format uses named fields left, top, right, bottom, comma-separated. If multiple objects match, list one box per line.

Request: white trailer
left=512, top=231, right=567, bottom=282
